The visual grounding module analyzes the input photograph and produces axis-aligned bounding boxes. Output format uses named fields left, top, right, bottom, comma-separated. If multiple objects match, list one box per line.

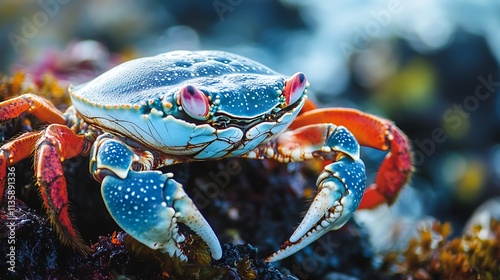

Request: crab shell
left=69, top=51, right=307, bottom=159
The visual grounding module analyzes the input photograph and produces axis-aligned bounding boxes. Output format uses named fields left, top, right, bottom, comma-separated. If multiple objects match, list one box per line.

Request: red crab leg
left=0, top=93, right=66, bottom=124
left=35, top=124, right=90, bottom=253
left=290, top=107, right=413, bottom=209
left=0, top=92, right=67, bottom=199
left=0, top=131, right=42, bottom=203
left=0, top=93, right=91, bottom=252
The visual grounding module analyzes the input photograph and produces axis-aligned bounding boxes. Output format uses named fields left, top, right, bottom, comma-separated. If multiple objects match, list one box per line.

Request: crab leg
left=0, top=93, right=66, bottom=124
left=0, top=93, right=67, bottom=202
left=34, top=124, right=90, bottom=253
left=0, top=94, right=93, bottom=251
left=289, top=107, right=413, bottom=209
left=244, top=124, right=366, bottom=262
left=0, top=131, right=42, bottom=203
left=90, top=134, right=222, bottom=261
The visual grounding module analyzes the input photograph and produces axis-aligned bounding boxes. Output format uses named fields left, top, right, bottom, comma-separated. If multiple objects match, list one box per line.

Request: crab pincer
left=91, top=136, right=222, bottom=260
left=260, top=126, right=367, bottom=262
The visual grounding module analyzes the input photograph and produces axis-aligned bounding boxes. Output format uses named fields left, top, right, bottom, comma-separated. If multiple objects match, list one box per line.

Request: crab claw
left=101, top=170, right=222, bottom=261
left=266, top=157, right=366, bottom=262
left=92, top=137, right=222, bottom=260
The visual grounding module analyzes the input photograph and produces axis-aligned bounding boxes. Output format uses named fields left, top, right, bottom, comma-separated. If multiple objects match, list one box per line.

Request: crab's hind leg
left=32, top=124, right=90, bottom=253
left=0, top=131, right=42, bottom=203
left=0, top=93, right=67, bottom=202
left=0, top=93, right=66, bottom=124
left=90, top=134, right=222, bottom=261
left=290, top=108, right=413, bottom=209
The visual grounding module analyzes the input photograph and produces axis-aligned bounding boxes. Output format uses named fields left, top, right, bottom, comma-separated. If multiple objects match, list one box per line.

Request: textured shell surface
left=70, top=50, right=288, bottom=118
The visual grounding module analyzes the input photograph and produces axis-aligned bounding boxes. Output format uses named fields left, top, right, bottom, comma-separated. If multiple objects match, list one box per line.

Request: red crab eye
left=179, top=85, right=210, bottom=120
left=283, top=72, right=307, bottom=106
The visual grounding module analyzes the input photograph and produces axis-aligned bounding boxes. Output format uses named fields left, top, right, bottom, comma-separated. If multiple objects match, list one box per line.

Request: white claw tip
left=211, top=247, right=223, bottom=260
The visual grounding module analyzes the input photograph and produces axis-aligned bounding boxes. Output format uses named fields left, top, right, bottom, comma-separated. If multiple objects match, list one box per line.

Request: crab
left=0, top=50, right=412, bottom=262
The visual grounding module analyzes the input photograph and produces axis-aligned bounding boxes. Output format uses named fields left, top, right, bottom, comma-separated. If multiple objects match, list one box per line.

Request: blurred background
left=0, top=0, right=499, bottom=275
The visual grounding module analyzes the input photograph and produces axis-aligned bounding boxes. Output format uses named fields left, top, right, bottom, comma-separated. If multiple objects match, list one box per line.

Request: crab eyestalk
left=283, top=72, right=308, bottom=106
left=178, top=85, right=211, bottom=120
left=92, top=136, right=222, bottom=260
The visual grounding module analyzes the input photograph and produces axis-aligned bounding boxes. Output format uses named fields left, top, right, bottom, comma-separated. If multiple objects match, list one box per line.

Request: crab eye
left=283, top=72, right=307, bottom=106
left=179, top=85, right=210, bottom=120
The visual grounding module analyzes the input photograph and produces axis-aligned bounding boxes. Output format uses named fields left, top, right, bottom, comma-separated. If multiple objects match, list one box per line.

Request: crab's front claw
left=101, top=170, right=222, bottom=261
left=266, top=157, right=366, bottom=262
left=93, top=137, right=222, bottom=261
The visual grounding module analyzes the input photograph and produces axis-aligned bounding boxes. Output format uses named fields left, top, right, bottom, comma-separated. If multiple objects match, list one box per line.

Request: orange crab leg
left=0, top=93, right=66, bottom=124
left=290, top=107, right=413, bottom=209
left=0, top=93, right=67, bottom=199
left=0, top=93, right=91, bottom=252
left=298, top=98, right=318, bottom=115
left=0, top=131, right=43, bottom=203
left=35, top=124, right=90, bottom=253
